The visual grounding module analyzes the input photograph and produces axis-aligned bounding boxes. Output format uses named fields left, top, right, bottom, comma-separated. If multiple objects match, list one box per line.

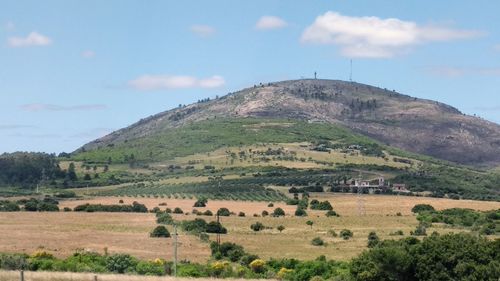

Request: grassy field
left=1, top=194, right=498, bottom=263
left=0, top=270, right=266, bottom=281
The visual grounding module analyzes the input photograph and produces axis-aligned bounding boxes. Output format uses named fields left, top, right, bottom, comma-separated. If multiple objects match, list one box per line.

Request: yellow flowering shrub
left=30, top=250, right=54, bottom=259
left=249, top=259, right=266, bottom=273
left=277, top=267, right=293, bottom=279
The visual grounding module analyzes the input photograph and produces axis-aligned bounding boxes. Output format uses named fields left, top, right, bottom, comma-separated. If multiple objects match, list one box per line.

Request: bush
left=311, top=237, right=325, bottom=246
left=250, top=222, right=265, bottom=232
left=325, top=210, right=339, bottom=217
left=173, top=207, right=184, bottom=214
left=272, top=207, right=285, bottom=217
left=261, top=210, right=269, bottom=217
left=277, top=225, right=285, bottom=233
left=411, top=223, right=427, bottom=236
left=135, top=260, right=165, bottom=276
left=0, top=201, right=21, bottom=212
left=202, top=210, right=213, bottom=216
left=249, top=259, right=266, bottom=273
left=310, top=200, right=333, bottom=211
left=390, top=230, right=404, bottom=236
left=156, top=213, right=174, bottom=225
left=267, top=203, right=274, bottom=207
left=238, top=212, right=245, bottom=217
left=240, top=254, right=260, bottom=266
left=328, top=229, right=338, bottom=237
left=206, top=221, right=227, bottom=234
left=306, top=220, right=314, bottom=228
left=193, top=198, right=207, bottom=207
left=367, top=231, right=380, bottom=248
left=150, top=226, right=171, bottom=238
left=210, top=242, right=245, bottom=262
left=106, top=254, right=137, bottom=273
left=217, top=208, right=231, bottom=216
left=181, top=218, right=207, bottom=233
left=340, top=229, right=353, bottom=240
left=295, top=208, right=307, bottom=217
left=0, top=253, right=28, bottom=270
left=411, top=204, right=435, bottom=214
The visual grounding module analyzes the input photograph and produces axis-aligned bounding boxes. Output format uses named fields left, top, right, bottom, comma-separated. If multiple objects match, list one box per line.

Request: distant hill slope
left=77, top=79, right=500, bottom=167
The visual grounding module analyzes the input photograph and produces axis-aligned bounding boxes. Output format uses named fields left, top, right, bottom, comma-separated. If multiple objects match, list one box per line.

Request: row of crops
left=93, top=172, right=360, bottom=201
left=93, top=179, right=288, bottom=201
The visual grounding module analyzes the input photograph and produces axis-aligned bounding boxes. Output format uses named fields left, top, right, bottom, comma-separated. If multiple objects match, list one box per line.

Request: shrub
left=106, top=254, right=137, bottom=273
left=295, top=208, right=307, bottom=217
left=277, top=225, right=285, bottom=233
left=390, top=230, right=404, bottom=236
left=250, top=222, right=265, bottom=232
left=0, top=201, right=21, bottom=212
left=210, top=242, right=245, bottom=262
left=150, top=226, right=171, bottom=238
left=306, top=220, right=314, bottom=228
left=181, top=218, right=207, bottom=233
left=325, top=210, right=339, bottom=217
left=267, top=203, right=274, bottom=207
left=118, top=199, right=124, bottom=204
left=206, top=221, right=227, bottom=234
left=217, top=208, right=231, bottom=216
left=328, top=229, right=338, bottom=237
left=193, top=198, right=207, bottom=207
left=249, top=259, right=266, bottom=273
left=202, top=210, right=213, bottom=216
left=0, top=253, right=28, bottom=270
left=367, top=231, right=380, bottom=248
left=340, top=229, right=353, bottom=240
left=272, top=207, right=285, bottom=217
left=311, top=237, right=325, bottom=246
left=411, top=223, right=427, bottom=236
left=310, top=200, right=333, bottom=211
left=173, top=207, right=184, bottom=214
left=135, top=260, right=165, bottom=276
left=411, top=204, right=435, bottom=214
left=240, top=254, right=260, bottom=266
left=63, top=207, right=72, bottom=212
left=238, top=212, right=246, bottom=217
left=261, top=210, right=269, bottom=217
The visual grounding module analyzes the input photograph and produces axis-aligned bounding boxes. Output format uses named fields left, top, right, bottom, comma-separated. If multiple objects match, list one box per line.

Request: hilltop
left=77, top=79, right=500, bottom=167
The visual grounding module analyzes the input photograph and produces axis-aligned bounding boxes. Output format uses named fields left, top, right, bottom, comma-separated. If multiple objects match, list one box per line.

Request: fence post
left=20, top=270, right=24, bottom=281
left=94, top=275, right=98, bottom=281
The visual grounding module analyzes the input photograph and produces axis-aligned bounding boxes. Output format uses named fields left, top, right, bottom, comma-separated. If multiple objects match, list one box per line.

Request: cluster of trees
left=0, top=197, right=59, bottom=212
left=73, top=201, right=148, bottom=213
left=0, top=152, right=64, bottom=188
left=413, top=204, right=499, bottom=235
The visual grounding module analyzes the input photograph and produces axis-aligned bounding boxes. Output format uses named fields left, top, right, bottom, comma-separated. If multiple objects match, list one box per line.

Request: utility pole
left=314, top=71, right=317, bottom=79
left=216, top=213, right=221, bottom=250
left=173, top=224, right=178, bottom=277
left=356, top=173, right=365, bottom=216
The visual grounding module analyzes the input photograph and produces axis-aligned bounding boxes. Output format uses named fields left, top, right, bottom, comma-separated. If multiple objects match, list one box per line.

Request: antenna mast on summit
left=349, top=59, right=353, bottom=82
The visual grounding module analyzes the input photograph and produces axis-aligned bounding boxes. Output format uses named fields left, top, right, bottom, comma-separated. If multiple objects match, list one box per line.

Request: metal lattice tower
left=356, top=174, right=366, bottom=216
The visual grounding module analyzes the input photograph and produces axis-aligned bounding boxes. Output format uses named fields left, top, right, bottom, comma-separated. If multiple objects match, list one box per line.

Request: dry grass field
left=1, top=194, right=498, bottom=263
left=0, top=212, right=210, bottom=262
left=0, top=270, right=268, bottom=281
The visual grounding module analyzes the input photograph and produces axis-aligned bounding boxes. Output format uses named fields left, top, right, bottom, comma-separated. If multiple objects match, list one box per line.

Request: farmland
left=1, top=194, right=498, bottom=263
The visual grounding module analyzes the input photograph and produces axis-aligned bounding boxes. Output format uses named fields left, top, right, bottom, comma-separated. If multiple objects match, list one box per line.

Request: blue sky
left=1, top=0, right=499, bottom=153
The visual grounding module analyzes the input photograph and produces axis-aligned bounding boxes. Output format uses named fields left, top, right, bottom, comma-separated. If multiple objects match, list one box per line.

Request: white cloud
left=8, top=31, right=52, bottom=47
left=81, top=50, right=95, bottom=58
left=128, top=75, right=225, bottom=91
left=20, top=103, right=107, bottom=112
left=190, top=25, right=216, bottom=37
left=301, top=11, right=482, bottom=58
left=255, top=16, right=287, bottom=30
